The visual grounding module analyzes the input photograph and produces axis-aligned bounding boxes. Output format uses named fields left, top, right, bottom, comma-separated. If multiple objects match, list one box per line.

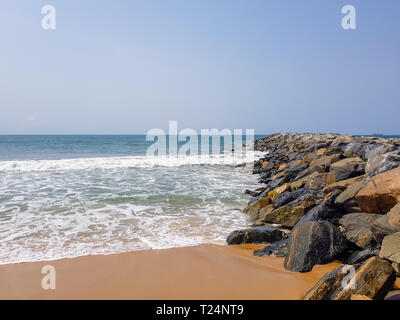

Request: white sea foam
left=0, top=158, right=262, bottom=264
left=0, top=152, right=265, bottom=172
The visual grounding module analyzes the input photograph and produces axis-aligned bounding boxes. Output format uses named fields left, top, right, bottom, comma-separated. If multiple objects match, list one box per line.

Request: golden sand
left=0, top=244, right=340, bottom=300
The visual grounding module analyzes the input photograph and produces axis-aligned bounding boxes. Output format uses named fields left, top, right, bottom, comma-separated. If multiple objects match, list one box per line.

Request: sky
left=0, top=0, right=399, bottom=135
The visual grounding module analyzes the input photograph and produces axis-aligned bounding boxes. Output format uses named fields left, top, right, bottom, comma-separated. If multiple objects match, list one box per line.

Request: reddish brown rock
left=355, top=166, right=400, bottom=214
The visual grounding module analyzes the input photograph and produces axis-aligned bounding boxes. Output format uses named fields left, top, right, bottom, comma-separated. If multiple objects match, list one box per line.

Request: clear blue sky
left=0, top=0, right=399, bottom=134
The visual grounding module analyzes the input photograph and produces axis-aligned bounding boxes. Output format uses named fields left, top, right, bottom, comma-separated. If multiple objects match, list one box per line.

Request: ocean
left=0, top=135, right=265, bottom=264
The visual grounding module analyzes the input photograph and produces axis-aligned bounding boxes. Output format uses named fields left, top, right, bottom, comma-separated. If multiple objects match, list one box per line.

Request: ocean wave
left=0, top=152, right=265, bottom=172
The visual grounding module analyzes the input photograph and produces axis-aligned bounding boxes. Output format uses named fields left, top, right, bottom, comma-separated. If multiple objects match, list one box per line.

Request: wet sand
left=0, top=244, right=339, bottom=300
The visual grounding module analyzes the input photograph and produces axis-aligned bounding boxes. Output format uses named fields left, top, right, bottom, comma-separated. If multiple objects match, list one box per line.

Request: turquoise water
left=0, top=135, right=264, bottom=264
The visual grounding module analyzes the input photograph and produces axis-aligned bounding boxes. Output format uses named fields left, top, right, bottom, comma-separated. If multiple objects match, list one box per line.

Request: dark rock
left=294, top=190, right=342, bottom=229
left=226, top=226, right=286, bottom=245
left=284, top=221, right=348, bottom=272
left=303, top=257, right=396, bottom=300
left=339, top=212, right=381, bottom=248
left=346, top=248, right=379, bottom=265
left=272, top=188, right=309, bottom=207
left=253, top=239, right=289, bottom=257
left=372, top=216, right=400, bottom=244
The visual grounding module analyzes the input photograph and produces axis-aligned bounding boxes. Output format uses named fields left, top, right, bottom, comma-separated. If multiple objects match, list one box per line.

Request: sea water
left=0, top=135, right=264, bottom=264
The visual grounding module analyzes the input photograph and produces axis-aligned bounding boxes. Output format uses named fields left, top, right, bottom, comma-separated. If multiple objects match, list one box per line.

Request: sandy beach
left=0, top=244, right=339, bottom=300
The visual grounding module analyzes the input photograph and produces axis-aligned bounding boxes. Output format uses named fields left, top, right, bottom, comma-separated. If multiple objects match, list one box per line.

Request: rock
left=322, top=175, right=365, bottom=194
left=294, top=190, right=342, bottom=229
left=346, top=248, right=379, bottom=265
left=339, top=212, right=381, bottom=248
left=243, top=197, right=271, bottom=221
left=284, top=221, right=348, bottom=272
left=351, top=295, right=372, bottom=300
left=329, top=157, right=366, bottom=181
left=262, top=200, right=316, bottom=228
left=226, top=226, right=286, bottom=245
left=278, top=163, right=287, bottom=171
left=305, top=173, right=335, bottom=190
left=393, top=277, right=400, bottom=290
left=261, top=161, right=271, bottom=169
left=334, top=180, right=366, bottom=212
left=294, top=166, right=325, bottom=181
left=303, top=257, right=395, bottom=300
left=355, top=166, right=400, bottom=214
left=316, top=148, right=327, bottom=156
left=310, top=154, right=342, bottom=171
left=388, top=203, right=400, bottom=227
left=303, top=155, right=314, bottom=163
left=380, top=232, right=400, bottom=264
left=371, top=216, right=400, bottom=244
left=267, top=183, right=291, bottom=201
left=253, top=239, right=288, bottom=257
left=384, top=290, right=400, bottom=300
left=290, top=172, right=319, bottom=191
left=392, top=262, right=400, bottom=274
left=365, top=150, right=400, bottom=176
left=272, top=188, right=310, bottom=207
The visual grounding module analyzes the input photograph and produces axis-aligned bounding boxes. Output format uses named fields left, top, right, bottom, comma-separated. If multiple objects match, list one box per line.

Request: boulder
left=372, top=216, right=400, bottom=244
left=253, top=239, right=288, bottom=257
left=380, top=232, right=400, bottom=264
left=294, top=190, right=342, bottom=229
left=365, top=150, right=400, bottom=176
left=339, top=212, right=381, bottom=248
left=322, top=175, right=365, bottom=194
left=334, top=180, right=365, bottom=212
left=388, top=203, right=400, bottom=228
left=385, top=290, right=400, bottom=300
left=305, top=173, right=335, bottom=191
left=262, top=200, right=315, bottom=228
left=355, top=166, right=400, bottom=214
left=243, top=197, right=271, bottom=221
left=294, top=166, right=325, bottom=181
left=303, top=257, right=395, bottom=300
left=226, top=226, right=286, bottom=245
left=284, top=221, right=348, bottom=272
left=290, top=172, right=319, bottom=191
left=316, top=148, right=327, bottom=156
left=329, top=157, right=366, bottom=181
left=272, top=188, right=310, bottom=207
left=346, top=248, right=379, bottom=265
left=267, top=183, right=291, bottom=201
left=310, top=154, right=342, bottom=171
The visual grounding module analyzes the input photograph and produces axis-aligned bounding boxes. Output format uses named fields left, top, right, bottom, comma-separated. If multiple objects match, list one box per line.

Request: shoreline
left=0, top=244, right=339, bottom=300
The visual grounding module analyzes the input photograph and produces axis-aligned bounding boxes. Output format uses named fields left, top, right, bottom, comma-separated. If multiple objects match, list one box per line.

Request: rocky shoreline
left=228, top=133, right=400, bottom=300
